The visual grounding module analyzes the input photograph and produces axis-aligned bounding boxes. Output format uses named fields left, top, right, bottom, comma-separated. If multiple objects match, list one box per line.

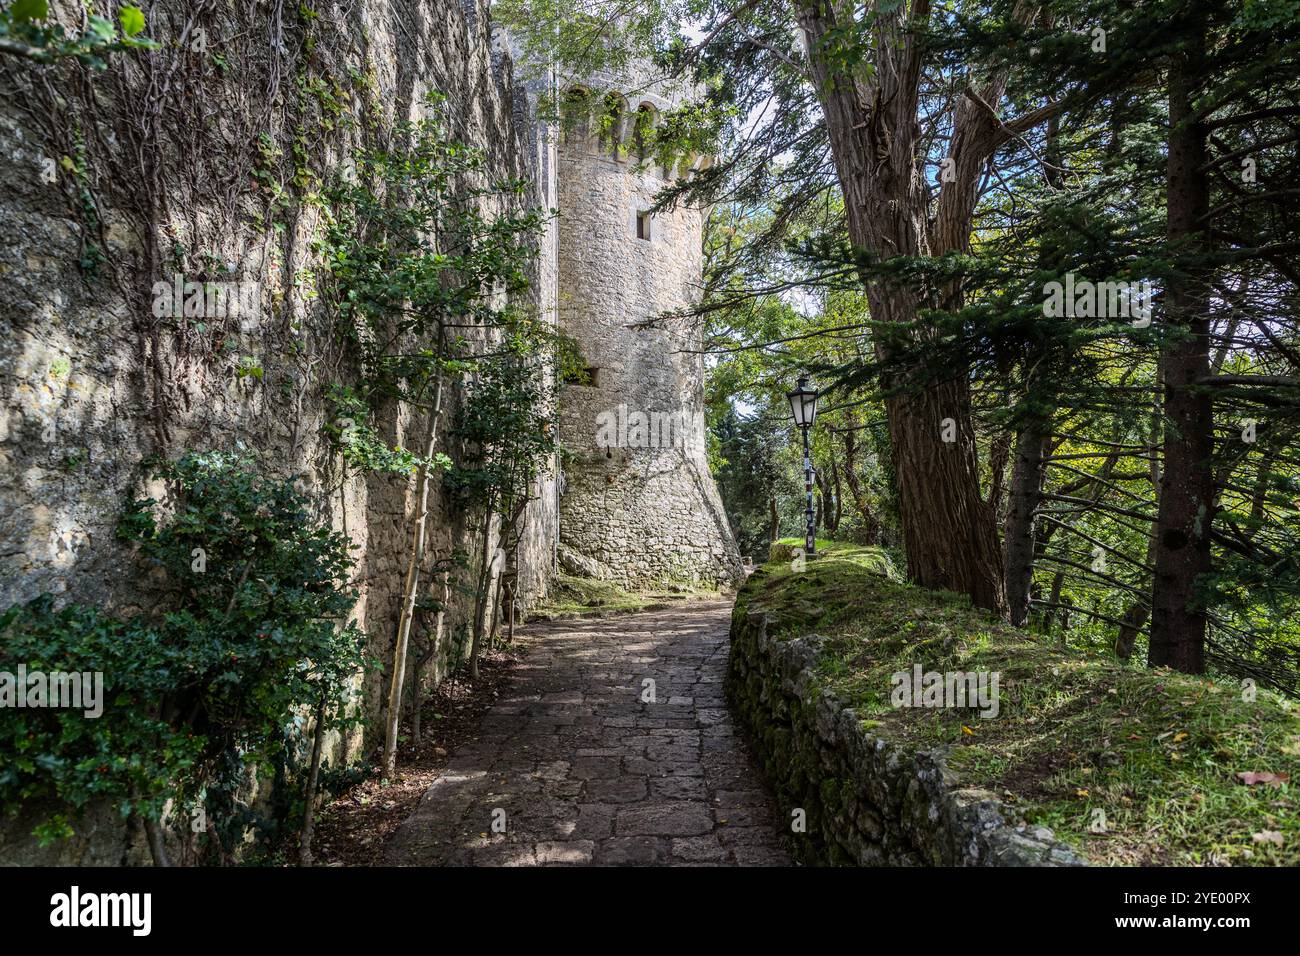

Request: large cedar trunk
left=1149, top=29, right=1213, bottom=673
left=795, top=0, right=1008, bottom=612
left=886, top=370, right=1006, bottom=610
left=1004, top=421, right=1048, bottom=626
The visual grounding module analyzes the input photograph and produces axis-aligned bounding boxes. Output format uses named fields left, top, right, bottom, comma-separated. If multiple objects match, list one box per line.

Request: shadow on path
left=385, top=601, right=792, bottom=865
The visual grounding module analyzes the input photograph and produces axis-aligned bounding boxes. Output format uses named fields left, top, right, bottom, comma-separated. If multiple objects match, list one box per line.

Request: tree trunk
left=382, top=351, right=446, bottom=777
left=297, top=695, right=327, bottom=865
left=1114, top=604, right=1149, bottom=661
left=795, top=0, right=1008, bottom=612
left=1004, top=421, right=1048, bottom=626
left=412, top=558, right=451, bottom=744
left=986, top=428, right=1013, bottom=524
left=840, top=429, right=880, bottom=543
left=505, top=578, right=516, bottom=643
left=1118, top=405, right=1161, bottom=661
left=830, top=454, right=843, bottom=531
left=142, top=814, right=171, bottom=867
left=816, top=467, right=839, bottom=534
left=886, top=381, right=1006, bottom=610
left=1149, top=25, right=1213, bottom=674
left=468, top=508, right=495, bottom=679
left=767, top=496, right=780, bottom=546
left=1046, top=570, right=1067, bottom=633
left=405, top=634, right=435, bottom=747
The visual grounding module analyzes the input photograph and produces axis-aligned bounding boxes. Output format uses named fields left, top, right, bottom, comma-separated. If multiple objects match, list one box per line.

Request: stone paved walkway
left=385, top=601, right=792, bottom=866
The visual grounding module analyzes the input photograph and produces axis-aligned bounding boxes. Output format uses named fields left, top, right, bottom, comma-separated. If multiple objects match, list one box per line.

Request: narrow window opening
left=636, top=211, right=652, bottom=241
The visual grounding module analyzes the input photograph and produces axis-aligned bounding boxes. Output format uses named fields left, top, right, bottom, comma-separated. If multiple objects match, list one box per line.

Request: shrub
left=0, top=599, right=199, bottom=845
left=1, top=452, right=370, bottom=857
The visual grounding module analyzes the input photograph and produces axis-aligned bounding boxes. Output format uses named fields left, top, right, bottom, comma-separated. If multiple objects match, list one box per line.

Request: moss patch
left=528, top=574, right=722, bottom=620
left=737, top=546, right=1300, bottom=866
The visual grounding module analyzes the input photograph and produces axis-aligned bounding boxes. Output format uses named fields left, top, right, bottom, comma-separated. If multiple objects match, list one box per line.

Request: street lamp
left=786, top=375, right=820, bottom=557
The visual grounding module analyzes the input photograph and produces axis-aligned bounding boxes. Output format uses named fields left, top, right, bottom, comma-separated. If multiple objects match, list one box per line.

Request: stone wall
left=0, top=0, right=556, bottom=862
left=553, top=69, right=742, bottom=591
left=727, top=609, right=1086, bottom=866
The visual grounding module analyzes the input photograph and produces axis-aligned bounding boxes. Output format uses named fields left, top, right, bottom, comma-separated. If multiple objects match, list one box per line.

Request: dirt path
left=385, top=601, right=792, bottom=865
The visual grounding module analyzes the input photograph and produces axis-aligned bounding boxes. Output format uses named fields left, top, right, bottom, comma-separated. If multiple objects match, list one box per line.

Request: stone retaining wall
left=726, top=608, right=1086, bottom=866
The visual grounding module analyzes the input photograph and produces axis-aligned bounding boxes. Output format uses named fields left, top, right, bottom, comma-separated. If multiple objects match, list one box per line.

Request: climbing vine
left=315, top=95, right=559, bottom=774
left=0, top=1, right=563, bottom=852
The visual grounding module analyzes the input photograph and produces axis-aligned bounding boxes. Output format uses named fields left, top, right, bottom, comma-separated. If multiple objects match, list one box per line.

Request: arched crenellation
left=554, top=71, right=742, bottom=591
left=560, top=85, right=594, bottom=144
left=632, top=102, right=658, bottom=165
left=558, top=88, right=710, bottom=182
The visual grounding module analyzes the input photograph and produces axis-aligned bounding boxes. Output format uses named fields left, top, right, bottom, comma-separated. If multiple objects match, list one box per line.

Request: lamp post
left=786, top=375, right=820, bottom=557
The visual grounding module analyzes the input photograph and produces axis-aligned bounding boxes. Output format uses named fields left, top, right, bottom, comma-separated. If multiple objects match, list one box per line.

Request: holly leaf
left=87, top=16, right=116, bottom=42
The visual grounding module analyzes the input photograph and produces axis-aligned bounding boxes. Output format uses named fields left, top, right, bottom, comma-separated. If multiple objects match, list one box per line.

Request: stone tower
left=552, top=67, right=742, bottom=590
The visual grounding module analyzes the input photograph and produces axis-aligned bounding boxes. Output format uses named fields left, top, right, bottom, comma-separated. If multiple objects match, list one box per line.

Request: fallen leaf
left=961, top=725, right=975, bottom=735
left=1237, top=771, right=1290, bottom=788
left=1252, top=830, right=1284, bottom=846
left=1173, top=732, right=1188, bottom=743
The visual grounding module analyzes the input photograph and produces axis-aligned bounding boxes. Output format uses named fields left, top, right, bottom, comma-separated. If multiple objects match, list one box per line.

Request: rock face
left=727, top=610, right=1087, bottom=866
left=552, top=66, right=743, bottom=591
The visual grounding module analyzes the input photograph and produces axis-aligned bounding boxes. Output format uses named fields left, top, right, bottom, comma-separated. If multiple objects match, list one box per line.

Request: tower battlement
left=544, top=67, right=742, bottom=590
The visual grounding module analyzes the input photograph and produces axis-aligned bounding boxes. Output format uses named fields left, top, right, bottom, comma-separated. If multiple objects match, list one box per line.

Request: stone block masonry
left=727, top=610, right=1086, bottom=866
left=553, top=67, right=742, bottom=591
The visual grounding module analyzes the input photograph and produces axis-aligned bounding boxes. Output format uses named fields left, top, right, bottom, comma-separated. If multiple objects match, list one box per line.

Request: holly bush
left=0, top=599, right=200, bottom=845
left=1, top=452, right=370, bottom=855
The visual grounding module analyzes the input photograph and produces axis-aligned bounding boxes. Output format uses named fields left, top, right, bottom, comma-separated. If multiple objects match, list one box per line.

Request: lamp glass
left=787, top=377, right=818, bottom=428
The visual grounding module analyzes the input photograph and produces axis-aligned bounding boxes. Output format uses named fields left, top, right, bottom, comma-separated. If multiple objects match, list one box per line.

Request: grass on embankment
left=736, top=545, right=1300, bottom=866
left=768, top=537, right=900, bottom=573
left=527, top=574, right=723, bottom=621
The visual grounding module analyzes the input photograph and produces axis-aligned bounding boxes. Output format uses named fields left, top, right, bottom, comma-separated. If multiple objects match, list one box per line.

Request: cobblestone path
left=385, top=601, right=792, bottom=866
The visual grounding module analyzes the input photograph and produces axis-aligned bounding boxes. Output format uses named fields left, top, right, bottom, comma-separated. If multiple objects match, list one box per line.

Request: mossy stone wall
left=727, top=608, right=1086, bottom=866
